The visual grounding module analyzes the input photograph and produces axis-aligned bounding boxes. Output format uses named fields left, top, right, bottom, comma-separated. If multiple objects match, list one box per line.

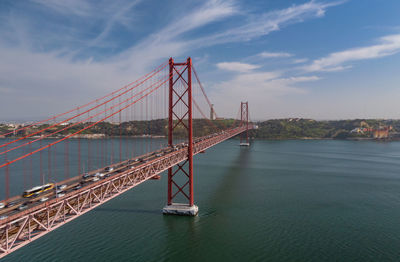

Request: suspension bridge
left=0, top=57, right=252, bottom=258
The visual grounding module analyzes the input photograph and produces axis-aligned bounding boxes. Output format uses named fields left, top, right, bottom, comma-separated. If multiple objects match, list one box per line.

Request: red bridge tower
left=240, top=101, right=250, bottom=146
left=162, top=57, right=198, bottom=216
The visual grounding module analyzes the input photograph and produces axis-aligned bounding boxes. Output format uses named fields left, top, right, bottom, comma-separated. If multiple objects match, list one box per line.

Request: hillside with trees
left=1, top=118, right=398, bottom=140
left=250, top=118, right=398, bottom=139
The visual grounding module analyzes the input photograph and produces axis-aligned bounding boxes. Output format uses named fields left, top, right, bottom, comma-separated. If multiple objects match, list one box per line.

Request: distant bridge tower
left=210, top=104, right=215, bottom=120
left=163, top=57, right=198, bottom=216
left=240, top=101, right=250, bottom=146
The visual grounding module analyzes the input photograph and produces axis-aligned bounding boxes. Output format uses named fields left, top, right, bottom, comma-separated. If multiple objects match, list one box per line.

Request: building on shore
left=70, top=133, right=106, bottom=139
left=372, top=126, right=391, bottom=139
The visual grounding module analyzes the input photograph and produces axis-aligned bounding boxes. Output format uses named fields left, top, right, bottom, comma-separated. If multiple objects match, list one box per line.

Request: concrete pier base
left=163, top=203, right=199, bottom=216
left=240, top=142, right=250, bottom=146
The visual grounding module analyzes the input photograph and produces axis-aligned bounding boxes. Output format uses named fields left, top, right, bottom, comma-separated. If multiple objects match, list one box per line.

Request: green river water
left=3, top=139, right=400, bottom=261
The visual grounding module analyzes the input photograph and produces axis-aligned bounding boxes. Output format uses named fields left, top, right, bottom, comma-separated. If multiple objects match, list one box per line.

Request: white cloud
left=136, top=0, right=342, bottom=71
left=292, top=58, right=309, bottom=64
left=216, top=62, right=260, bottom=72
left=110, top=0, right=239, bottom=73
left=31, top=0, right=93, bottom=17
left=303, top=34, right=400, bottom=72
left=191, top=0, right=344, bottom=46
left=159, top=0, right=237, bottom=39
left=0, top=0, right=240, bottom=119
left=259, top=51, right=292, bottom=58
left=210, top=71, right=320, bottom=118
left=0, top=0, right=343, bottom=119
left=0, top=46, right=128, bottom=114
left=87, top=0, right=142, bottom=48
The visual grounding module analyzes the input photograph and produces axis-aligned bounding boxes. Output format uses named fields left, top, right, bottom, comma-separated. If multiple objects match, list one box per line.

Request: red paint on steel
left=240, top=102, right=249, bottom=144
left=167, top=57, right=195, bottom=206
left=4, top=146, right=9, bottom=200
left=167, top=58, right=174, bottom=205
left=187, top=57, right=194, bottom=206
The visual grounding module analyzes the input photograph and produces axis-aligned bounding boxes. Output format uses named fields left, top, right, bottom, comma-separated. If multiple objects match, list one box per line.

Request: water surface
left=3, top=139, right=400, bottom=261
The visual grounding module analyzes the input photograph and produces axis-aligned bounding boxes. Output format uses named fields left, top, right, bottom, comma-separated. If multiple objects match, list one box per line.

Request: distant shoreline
left=2, top=118, right=400, bottom=141
left=250, top=137, right=400, bottom=141
left=2, top=136, right=399, bottom=142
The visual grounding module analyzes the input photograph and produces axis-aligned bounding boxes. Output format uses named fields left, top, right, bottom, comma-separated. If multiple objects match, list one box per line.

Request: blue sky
left=1, top=0, right=400, bottom=120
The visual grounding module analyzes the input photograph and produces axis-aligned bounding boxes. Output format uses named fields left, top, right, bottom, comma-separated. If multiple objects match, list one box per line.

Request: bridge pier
left=163, top=203, right=199, bottom=216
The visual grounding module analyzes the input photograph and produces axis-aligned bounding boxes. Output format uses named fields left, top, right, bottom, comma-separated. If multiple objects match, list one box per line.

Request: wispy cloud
left=259, top=51, right=293, bottom=58
left=0, top=0, right=343, bottom=119
left=192, top=0, right=344, bottom=46
left=87, top=0, right=142, bottom=48
left=292, top=58, right=309, bottom=64
left=216, top=62, right=260, bottom=72
left=159, top=0, right=238, bottom=40
left=303, top=34, right=400, bottom=72
left=111, top=0, right=239, bottom=72
left=31, top=0, right=93, bottom=17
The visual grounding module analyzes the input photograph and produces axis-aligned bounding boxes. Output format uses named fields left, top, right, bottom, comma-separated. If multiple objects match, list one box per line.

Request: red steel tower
left=163, top=57, right=198, bottom=216
left=240, top=101, right=250, bottom=146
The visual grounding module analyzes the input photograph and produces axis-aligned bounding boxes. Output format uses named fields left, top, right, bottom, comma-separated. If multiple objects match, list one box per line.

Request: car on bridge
left=56, top=193, right=65, bottom=198
left=6, top=202, right=17, bottom=208
left=56, top=184, right=67, bottom=190
left=95, top=172, right=105, bottom=178
left=105, top=166, right=114, bottom=172
left=39, top=197, right=48, bottom=202
left=18, top=204, right=28, bottom=211
left=82, top=173, right=91, bottom=179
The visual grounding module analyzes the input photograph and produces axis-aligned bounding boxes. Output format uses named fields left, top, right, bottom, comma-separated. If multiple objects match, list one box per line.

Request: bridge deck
left=0, top=126, right=247, bottom=258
